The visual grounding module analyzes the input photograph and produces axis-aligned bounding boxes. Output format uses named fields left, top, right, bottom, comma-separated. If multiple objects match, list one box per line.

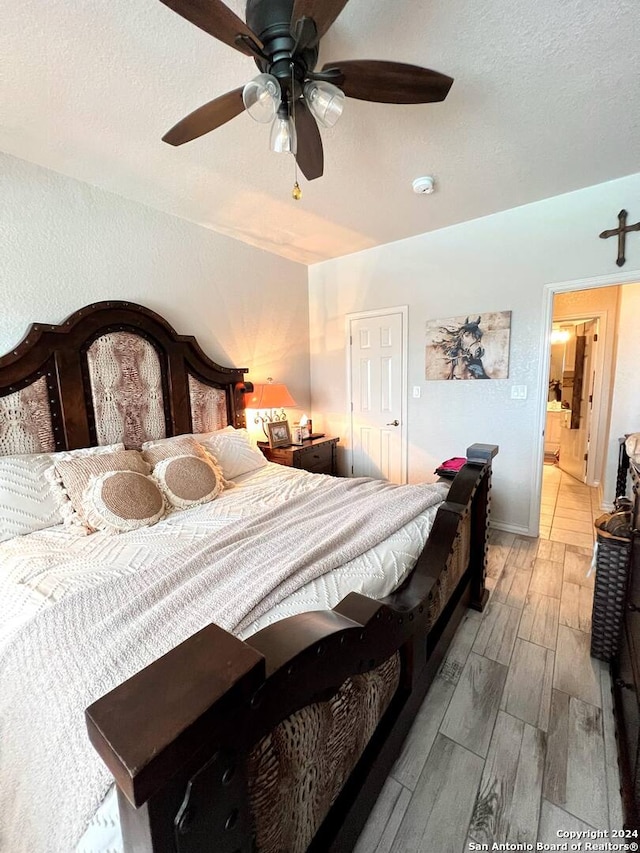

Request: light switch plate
left=412, top=386, right=421, bottom=399
left=510, top=385, right=527, bottom=400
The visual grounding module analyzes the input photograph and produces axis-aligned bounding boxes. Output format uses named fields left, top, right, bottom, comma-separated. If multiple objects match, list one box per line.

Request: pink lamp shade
left=246, top=383, right=297, bottom=410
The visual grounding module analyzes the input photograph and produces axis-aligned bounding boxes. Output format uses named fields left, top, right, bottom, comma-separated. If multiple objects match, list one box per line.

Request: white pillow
left=194, top=427, right=267, bottom=480
left=0, top=443, right=124, bottom=543
left=0, top=454, right=63, bottom=543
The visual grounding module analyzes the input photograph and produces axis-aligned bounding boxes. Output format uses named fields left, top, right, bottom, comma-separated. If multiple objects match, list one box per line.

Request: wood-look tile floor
left=539, top=464, right=602, bottom=548
left=354, top=468, right=623, bottom=853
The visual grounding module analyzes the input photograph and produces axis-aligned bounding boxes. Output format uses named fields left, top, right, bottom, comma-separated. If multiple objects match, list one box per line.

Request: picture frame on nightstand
left=291, top=424, right=305, bottom=445
left=267, top=420, right=291, bottom=448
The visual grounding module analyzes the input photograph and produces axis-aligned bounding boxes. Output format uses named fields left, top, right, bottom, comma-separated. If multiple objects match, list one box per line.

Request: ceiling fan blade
left=158, top=0, right=262, bottom=56
left=163, top=87, right=245, bottom=146
left=322, top=60, right=454, bottom=104
left=295, top=100, right=323, bottom=181
left=291, top=0, right=350, bottom=40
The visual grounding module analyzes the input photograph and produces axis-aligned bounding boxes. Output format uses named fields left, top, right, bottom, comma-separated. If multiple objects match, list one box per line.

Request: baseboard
left=592, top=482, right=613, bottom=513
left=489, top=520, right=531, bottom=536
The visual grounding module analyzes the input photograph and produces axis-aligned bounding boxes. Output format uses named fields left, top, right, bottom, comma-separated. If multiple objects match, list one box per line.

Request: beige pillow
left=53, top=450, right=151, bottom=530
left=142, top=437, right=225, bottom=509
left=82, top=471, right=165, bottom=534
left=142, top=435, right=206, bottom=466
left=152, top=455, right=224, bottom=509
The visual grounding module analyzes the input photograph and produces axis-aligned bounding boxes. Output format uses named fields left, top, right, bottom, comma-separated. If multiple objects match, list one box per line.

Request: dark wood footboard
left=87, top=443, right=498, bottom=853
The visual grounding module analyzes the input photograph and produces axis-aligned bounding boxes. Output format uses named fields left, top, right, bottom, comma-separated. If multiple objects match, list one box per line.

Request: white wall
left=3, top=151, right=639, bottom=530
left=0, top=152, right=311, bottom=416
left=308, top=173, right=640, bottom=534
left=606, top=282, right=640, bottom=504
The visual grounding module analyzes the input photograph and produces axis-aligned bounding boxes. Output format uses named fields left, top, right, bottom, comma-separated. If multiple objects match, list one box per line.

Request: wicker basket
left=590, top=526, right=633, bottom=661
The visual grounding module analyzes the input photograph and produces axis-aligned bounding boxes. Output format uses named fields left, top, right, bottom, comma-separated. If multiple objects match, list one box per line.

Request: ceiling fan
left=159, top=0, right=454, bottom=185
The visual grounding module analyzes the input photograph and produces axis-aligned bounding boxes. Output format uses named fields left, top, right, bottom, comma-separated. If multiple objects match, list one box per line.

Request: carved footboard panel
left=87, top=444, right=496, bottom=853
left=248, top=653, right=401, bottom=853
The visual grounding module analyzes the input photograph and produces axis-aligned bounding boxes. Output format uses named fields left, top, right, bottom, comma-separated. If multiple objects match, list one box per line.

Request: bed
left=0, top=301, right=497, bottom=853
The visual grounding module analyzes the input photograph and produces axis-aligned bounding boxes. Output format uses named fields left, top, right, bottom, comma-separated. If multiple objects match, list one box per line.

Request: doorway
left=531, top=269, right=640, bottom=538
left=346, top=306, right=408, bottom=483
left=545, top=314, right=602, bottom=484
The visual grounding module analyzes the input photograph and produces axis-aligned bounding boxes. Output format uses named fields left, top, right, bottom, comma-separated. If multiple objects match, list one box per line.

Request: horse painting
left=425, top=311, right=511, bottom=381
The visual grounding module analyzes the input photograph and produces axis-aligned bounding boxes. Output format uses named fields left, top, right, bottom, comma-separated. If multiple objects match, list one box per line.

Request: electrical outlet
left=412, top=386, right=421, bottom=398
left=510, top=385, right=527, bottom=400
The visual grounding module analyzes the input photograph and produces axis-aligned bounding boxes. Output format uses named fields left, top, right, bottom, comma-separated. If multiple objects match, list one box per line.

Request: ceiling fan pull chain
left=290, top=62, right=302, bottom=201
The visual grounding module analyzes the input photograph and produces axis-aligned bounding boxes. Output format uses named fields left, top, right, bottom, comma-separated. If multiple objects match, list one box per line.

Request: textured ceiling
left=1, top=0, right=639, bottom=264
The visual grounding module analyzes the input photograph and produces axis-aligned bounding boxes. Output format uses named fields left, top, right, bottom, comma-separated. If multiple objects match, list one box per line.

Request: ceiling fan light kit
left=303, top=81, right=345, bottom=128
left=158, top=0, right=454, bottom=187
left=242, top=73, right=282, bottom=123
left=270, top=108, right=298, bottom=154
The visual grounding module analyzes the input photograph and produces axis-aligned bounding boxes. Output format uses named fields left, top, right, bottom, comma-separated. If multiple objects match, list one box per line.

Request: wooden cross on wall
left=599, top=209, right=640, bottom=267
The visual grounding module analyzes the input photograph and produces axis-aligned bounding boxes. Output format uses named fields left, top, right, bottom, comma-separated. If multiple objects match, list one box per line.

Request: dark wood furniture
left=0, top=300, right=250, bottom=453
left=611, top=438, right=640, bottom=830
left=259, top=435, right=339, bottom=475
left=0, top=302, right=498, bottom=853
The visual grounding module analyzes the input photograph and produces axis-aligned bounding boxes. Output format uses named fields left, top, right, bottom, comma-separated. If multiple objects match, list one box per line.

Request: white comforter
left=0, top=463, right=448, bottom=853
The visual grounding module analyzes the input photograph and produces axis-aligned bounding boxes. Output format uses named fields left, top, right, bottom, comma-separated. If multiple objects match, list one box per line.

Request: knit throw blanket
left=0, top=475, right=447, bottom=853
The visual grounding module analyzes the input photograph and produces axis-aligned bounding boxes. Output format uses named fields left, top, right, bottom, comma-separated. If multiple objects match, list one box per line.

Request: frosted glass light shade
left=242, top=74, right=281, bottom=123
left=270, top=115, right=297, bottom=154
left=304, top=81, right=345, bottom=128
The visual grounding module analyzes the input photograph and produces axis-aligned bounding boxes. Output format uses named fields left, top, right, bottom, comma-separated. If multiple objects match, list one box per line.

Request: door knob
left=386, top=420, right=400, bottom=426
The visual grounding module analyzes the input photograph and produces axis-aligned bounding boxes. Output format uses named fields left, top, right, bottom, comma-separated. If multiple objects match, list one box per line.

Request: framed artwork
left=267, top=420, right=292, bottom=448
left=425, top=311, right=511, bottom=380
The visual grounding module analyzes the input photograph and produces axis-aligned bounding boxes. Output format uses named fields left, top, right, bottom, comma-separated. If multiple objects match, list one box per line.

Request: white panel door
left=349, top=311, right=406, bottom=483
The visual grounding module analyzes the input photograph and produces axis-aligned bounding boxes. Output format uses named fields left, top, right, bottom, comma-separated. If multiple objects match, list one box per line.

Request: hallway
left=539, top=463, right=600, bottom=548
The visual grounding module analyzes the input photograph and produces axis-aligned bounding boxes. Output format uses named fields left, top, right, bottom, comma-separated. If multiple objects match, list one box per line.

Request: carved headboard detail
left=0, top=301, right=251, bottom=456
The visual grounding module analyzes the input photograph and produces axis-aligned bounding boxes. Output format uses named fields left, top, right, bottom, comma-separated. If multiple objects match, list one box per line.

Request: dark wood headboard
left=0, top=301, right=251, bottom=456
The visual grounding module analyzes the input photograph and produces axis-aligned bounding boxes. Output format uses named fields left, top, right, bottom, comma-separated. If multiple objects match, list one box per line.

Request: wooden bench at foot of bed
left=86, top=443, right=498, bottom=853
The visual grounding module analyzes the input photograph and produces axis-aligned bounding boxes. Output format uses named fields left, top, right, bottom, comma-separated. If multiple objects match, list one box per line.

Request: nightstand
left=259, top=436, right=339, bottom=476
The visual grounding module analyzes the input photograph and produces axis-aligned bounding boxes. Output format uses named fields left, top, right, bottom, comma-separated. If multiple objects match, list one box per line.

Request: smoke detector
left=412, top=176, right=435, bottom=194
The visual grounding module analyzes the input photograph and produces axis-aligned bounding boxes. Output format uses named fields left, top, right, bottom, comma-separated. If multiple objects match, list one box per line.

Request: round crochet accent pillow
left=152, top=454, right=223, bottom=509
left=82, top=471, right=165, bottom=534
